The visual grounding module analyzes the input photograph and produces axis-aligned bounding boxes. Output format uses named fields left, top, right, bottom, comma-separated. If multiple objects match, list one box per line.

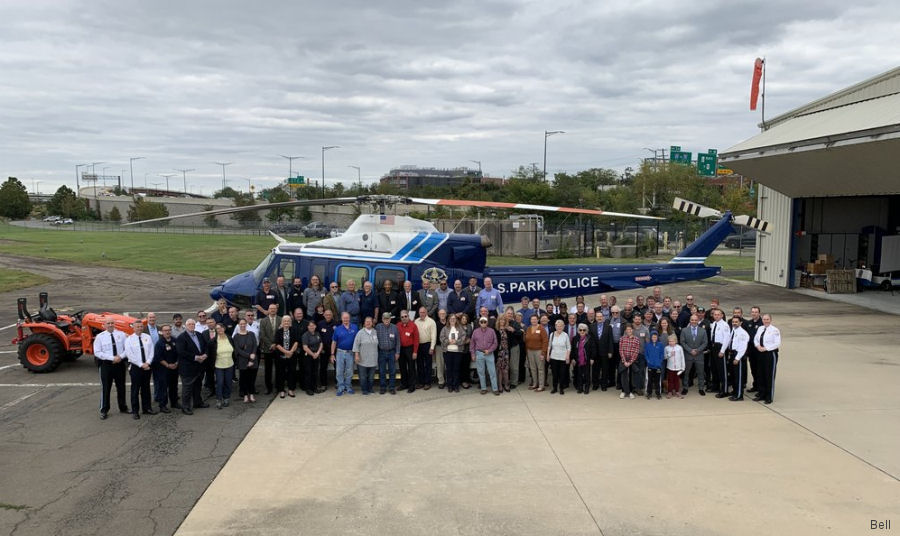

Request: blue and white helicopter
left=129, top=195, right=769, bottom=308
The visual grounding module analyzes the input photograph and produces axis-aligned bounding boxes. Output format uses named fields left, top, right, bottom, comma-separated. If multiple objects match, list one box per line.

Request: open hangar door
left=793, top=195, right=900, bottom=286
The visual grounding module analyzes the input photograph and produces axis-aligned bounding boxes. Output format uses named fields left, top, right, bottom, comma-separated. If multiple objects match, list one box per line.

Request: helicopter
left=126, top=195, right=769, bottom=310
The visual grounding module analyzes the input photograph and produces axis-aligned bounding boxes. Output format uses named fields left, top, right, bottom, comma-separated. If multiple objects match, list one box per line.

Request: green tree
left=263, top=187, right=293, bottom=222
left=0, top=177, right=32, bottom=219
left=127, top=198, right=170, bottom=225
left=230, top=193, right=261, bottom=228
left=46, top=185, right=88, bottom=219
left=106, top=206, right=122, bottom=222
left=213, top=187, right=240, bottom=199
left=295, top=206, right=312, bottom=222
left=202, top=204, right=220, bottom=228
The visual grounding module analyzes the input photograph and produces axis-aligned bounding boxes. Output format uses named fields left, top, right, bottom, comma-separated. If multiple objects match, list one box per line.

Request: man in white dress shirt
left=709, top=308, right=732, bottom=396
left=753, top=314, right=782, bottom=405
left=725, top=316, right=750, bottom=401
left=125, top=320, right=156, bottom=419
left=93, top=318, right=129, bottom=420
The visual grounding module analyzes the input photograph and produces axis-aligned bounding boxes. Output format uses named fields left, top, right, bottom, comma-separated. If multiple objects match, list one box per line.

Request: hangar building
left=720, top=66, right=900, bottom=288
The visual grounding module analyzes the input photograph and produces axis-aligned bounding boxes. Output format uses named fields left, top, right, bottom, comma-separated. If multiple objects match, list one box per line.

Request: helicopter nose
left=480, top=235, right=493, bottom=248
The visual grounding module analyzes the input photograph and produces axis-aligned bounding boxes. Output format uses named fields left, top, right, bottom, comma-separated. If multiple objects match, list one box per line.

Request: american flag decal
left=379, top=215, right=395, bottom=224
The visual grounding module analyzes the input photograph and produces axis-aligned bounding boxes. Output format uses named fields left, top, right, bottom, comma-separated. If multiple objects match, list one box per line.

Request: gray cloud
left=1, top=0, right=899, bottom=196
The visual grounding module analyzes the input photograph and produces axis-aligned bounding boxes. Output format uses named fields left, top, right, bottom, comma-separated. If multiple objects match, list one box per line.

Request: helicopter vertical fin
left=668, top=213, right=736, bottom=264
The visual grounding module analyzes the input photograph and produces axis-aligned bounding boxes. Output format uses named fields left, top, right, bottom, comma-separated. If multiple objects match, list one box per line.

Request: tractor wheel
left=18, top=334, right=65, bottom=373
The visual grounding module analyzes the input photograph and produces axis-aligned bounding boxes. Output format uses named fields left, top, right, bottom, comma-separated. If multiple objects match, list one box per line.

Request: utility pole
left=279, top=155, right=304, bottom=199
left=75, top=163, right=88, bottom=196
left=214, top=162, right=232, bottom=193
left=174, top=168, right=195, bottom=195
left=321, top=145, right=339, bottom=199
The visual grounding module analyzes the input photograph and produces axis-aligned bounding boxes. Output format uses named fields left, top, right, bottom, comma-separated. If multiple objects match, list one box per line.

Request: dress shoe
left=747, top=387, right=758, bottom=393
left=438, top=383, right=445, bottom=389
left=407, top=388, right=415, bottom=393
left=132, top=413, right=140, bottom=420
left=729, top=396, right=743, bottom=401
left=390, top=389, right=397, bottom=395
left=172, top=402, right=182, bottom=410
left=159, top=406, right=171, bottom=414
left=551, top=388, right=558, bottom=394
left=265, top=390, right=273, bottom=395
left=509, top=384, right=517, bottom=389
left=681, top=388, right=688, bottom=396
left=215, top=400, right=222, bottom=409
left=196, top=402, right=210, bottom=409
left=752, top=395, right=764, bottom=402
left=481, top=389, right=487, bottom=395
left=99, top=413, right=108, bottom=420
left=559, top=389, right=564, bottom=395
left=306, top=390, right=314, bottom=396
left=715, top=393, right=729, bottom=399
left=182, top=407, right=193, bottom=415
left=493, top=390, right=500, bottom=396
left=143, top=409, right=157, bottom=415
left=600, top=385, right=607, bottom=392
left=423, top=384, right=431, bottom=390
left=119, top=407, right=130, bottom=414
left=764, top=399, right=773, bottom=404
left=699, top=390, right=706, bottom=396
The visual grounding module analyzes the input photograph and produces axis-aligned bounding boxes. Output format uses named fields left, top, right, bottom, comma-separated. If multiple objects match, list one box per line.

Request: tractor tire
left=18, top=334, right=65, bottom=373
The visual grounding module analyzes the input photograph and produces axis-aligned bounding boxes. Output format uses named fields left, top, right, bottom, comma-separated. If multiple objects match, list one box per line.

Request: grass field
left=0, top=267, right=51, bottom=293
left=0, top=223, right=755, bottom=279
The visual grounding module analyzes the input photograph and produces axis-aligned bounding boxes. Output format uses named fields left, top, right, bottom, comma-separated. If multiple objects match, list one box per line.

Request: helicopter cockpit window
left=253, top=252, right=275, bottom=283
left=375, top=268, right=406, bottom=289
left=338, top=266, right=368, bottom=289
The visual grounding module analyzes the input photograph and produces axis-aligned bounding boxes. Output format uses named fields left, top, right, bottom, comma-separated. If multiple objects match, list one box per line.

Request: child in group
left=664, top=334, right=685, bottom=398
left=644, top=331, right=665, bottom=399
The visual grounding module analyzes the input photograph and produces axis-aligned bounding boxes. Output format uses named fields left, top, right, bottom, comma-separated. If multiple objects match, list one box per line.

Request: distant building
left=380, top=166, right=505, bottom=189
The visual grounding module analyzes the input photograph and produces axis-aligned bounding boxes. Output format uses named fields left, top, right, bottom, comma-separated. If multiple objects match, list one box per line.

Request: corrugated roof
left=764, top=66, right=900, bottom=128
left=722, top=92, right=900, bottom=156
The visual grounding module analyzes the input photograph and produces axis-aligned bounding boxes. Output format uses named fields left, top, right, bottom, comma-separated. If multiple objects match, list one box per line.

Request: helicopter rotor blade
left=121, top=197, right=359, bottom=226
left=733, top=214, right=772, bottom=232
left=672, top=197, right=723, bottom=218
left=406, top=198, right=664, bottom=220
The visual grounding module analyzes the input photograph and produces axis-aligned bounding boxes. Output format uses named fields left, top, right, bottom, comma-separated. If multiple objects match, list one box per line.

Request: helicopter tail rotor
left=733, top=214, right=771, bottom=232
left=672, top=197, right=722, bottom=218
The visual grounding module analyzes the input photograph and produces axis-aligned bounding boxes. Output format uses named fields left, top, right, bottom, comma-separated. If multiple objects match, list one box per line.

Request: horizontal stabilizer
left=672, top=197, right=722, bottom=218
left=733, top=215, right=772, bottom=232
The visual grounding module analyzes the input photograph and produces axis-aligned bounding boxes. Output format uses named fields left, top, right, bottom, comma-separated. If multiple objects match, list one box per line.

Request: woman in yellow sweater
left=213, top=324, right=235, bottom=409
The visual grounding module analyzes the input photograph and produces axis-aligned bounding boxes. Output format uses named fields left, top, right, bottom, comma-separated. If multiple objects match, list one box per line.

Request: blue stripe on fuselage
left=403, top=233, right=446, bottom=262
left=391, top=232, right=429, bottom=260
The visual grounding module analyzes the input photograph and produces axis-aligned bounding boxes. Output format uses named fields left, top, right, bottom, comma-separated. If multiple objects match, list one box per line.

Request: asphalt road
left=0, top=253, right=267, bottom=536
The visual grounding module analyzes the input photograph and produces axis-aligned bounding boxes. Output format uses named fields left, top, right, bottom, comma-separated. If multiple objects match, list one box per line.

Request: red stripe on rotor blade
left=557, top=207, right=605, bottom=215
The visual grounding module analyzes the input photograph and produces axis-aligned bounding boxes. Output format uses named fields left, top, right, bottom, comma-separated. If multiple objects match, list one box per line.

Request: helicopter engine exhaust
left=480, top=235, right=493, bottom=248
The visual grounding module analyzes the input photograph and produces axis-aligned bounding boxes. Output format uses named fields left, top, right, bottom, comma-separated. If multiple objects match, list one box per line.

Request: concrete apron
left=177, top=287, right=900, bottom=536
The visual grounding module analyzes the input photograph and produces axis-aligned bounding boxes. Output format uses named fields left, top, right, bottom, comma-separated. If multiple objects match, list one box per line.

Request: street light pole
left=543, top=130, right=564, bottom=182
left=159, top=173, right=177, bottom=193
left=321, top=145, right=339, bottom=198
left=279, top=155, right=304, bottom=199
left=174, top=168, right=195, bottom=195
left=129, top=156, right=145, bottom=194
left=348, top=165, right=361, bottom=191
left=214, top=162, right=232, bottom=192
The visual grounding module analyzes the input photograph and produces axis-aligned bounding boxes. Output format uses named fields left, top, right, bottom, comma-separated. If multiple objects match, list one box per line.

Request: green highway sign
left=697, top=149, right=718, bottom=176
left=288, top=175, right=306, bottom=186
left=670, top=150, right=692, bottom=165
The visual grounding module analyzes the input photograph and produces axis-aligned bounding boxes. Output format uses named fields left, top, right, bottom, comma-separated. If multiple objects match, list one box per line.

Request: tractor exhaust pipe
left=39, top=292, right=49, bottom=310
left=17, top=298, right=32, bottom=321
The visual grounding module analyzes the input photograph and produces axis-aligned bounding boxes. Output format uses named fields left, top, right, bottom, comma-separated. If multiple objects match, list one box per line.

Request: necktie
left=759, top=327, right=766, bottom=346
left=712, top=323, right=717, bottom=343
left=110, top=333, right=118, bottom=356
left=692, top=326, right=697, bottom=338
left=139, top=336, right=146, bottom=363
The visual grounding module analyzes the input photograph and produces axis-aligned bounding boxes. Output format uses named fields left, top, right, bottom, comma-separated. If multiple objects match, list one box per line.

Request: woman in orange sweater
left=523, top=314, right=549, bottom=392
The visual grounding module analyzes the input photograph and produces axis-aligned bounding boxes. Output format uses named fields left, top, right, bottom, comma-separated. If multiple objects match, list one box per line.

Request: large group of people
left=93, top=277, right=782, bottom=421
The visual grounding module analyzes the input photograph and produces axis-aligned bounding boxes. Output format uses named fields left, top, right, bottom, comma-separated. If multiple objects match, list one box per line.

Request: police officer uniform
left=125, top=331, right=156, bottom=418
left=153, top=333, right=180, bottom=411
left=93, top=327, right=129, bottom=419
left=753, top=323, right=782, bottom=404
left=726, top=324, right=750, bottom=400
left=710, top=318, right=732, bottom=396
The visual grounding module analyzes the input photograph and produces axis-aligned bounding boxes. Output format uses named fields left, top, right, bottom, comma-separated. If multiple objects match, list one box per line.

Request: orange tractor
left=13, top=292, right=140, bottom=373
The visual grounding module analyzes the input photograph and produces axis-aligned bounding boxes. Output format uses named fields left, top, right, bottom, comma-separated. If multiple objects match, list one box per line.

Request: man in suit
left=419, top=280, right=439, bottom=318
left=175, top=318, right=209, bottom=414
left=680, top=314, right=709, bottom=396
left=590, top=312, right=613, bottom=391
left=258, top=303, right=279, bottom=394
left=274, top=275, right=290, bottom=317
left=322, top=281, right=341, bottom=319
left=400, top=280, right=421, bottom=319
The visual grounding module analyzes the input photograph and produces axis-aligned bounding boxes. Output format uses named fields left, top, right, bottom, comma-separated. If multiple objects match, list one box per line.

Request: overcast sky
left=2, top=0, right=899, bottom=197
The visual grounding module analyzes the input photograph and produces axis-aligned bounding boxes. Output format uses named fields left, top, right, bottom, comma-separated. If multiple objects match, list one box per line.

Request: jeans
left=215, top=367, right=234, bottom=400
left=378, top=349, right=396, bottom=390
left=358, top=365, right=375, bottom=393
left=335, top=349, right=354, bottom=393
left=475, top=350, right=498, bottom=392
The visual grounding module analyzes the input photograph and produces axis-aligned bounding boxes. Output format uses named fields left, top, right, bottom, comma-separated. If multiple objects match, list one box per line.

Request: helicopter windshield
left=252, top=251, right=275, bottom=283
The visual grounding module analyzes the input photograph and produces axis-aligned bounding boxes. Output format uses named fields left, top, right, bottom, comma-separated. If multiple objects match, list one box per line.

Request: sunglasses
left=578, top=329, right=587, bottom=332
left=479, top=320, right=488, bottom=324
